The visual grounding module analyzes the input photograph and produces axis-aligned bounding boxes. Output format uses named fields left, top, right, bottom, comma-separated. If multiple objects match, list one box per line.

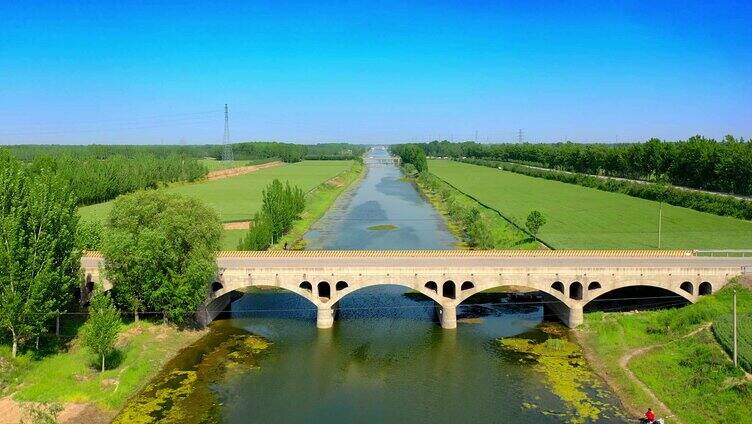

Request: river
left=117, top=147, right=628, bottom=423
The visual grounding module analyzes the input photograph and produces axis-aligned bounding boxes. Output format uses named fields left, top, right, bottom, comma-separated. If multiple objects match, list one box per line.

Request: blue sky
left=1, top=1, right=751, bottom=144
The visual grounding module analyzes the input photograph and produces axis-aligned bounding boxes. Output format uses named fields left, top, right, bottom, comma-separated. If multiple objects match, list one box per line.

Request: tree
left=238, top=180, right=305, bottom=250
left=525, top=210, right=546, bottom=236
left=102, top=190, right=221, bottom=323
left=0, top=151, right=80, bottom=357
left=260, top=179, right=305, bottom=238
left=80, top=292, right=121, bottom=372
left=238, top=212, right=274, bottom=250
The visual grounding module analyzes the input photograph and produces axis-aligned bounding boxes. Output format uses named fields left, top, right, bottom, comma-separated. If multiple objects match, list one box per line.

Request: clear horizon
left=1, top=1, right=751, bottom=145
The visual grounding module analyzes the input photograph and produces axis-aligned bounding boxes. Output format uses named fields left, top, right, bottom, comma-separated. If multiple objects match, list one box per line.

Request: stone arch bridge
left=81, top=250, right=749, bottom=329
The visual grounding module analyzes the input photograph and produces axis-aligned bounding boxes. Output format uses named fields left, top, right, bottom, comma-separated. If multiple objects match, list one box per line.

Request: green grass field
left=4, top=322, right=205, bottom=411
left=582, top=283, right=752, bottom=423
left=429, top=160, right=752, bottom=249
left=80, top=160, right=353, bottom=223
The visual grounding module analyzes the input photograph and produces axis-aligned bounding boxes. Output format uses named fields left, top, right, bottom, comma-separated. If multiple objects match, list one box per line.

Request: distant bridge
left=81, top=250, right=749, bottom=329
left=364, top=156, right=401, bottom=166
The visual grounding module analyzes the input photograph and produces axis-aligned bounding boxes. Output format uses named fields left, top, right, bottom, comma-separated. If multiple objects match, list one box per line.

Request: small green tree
left=80, top=292, right=121, bottom=372
left=525, top=210, right=546, bottom=236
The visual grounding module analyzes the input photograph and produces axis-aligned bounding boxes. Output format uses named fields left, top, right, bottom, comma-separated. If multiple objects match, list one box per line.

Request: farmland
left=79, top=160, right=353, bottom=224
left=428, top=160, right=752, bottom=249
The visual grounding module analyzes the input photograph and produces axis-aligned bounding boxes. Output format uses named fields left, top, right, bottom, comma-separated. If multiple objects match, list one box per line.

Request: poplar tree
left=80, top=292, right=121, bottom=372
left=0, top=151, right=79, bottom=357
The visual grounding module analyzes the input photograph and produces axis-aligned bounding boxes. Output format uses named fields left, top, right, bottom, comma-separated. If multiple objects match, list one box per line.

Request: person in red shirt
left=645, top=408, right=656, bottom=423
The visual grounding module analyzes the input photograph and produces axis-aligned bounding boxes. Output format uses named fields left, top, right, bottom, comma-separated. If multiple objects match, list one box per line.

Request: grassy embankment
left=429, top=160, right=752, bottom=249
left=271, top=160, right=364, bottom=250
left=0, top=321, right=206, bottom=419
left=78, top=160, right=355, bottom=249
left=408, top=169, right=538, bottom=249
left=199, top=158, right=276, bottom=172
left=578, top=283, right=752, bottom=423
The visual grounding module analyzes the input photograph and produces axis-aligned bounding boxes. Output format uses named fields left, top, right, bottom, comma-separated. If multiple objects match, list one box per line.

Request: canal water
left=119, top=148, right=628, bottom=423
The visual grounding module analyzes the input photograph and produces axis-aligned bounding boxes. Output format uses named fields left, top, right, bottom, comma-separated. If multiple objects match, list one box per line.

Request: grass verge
left=1, top=322, right=206, bottom=415
left=577, top=282, right=752, bottom=423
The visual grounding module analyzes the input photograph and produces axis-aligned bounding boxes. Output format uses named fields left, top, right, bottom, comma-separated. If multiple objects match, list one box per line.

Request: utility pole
left=658, top=202, right=663, bottom=249
left=734, top=289, right=738, bottom=368
left=517, top=129, right=524, bottom=143
left=222, top=104, right=234, bottom=161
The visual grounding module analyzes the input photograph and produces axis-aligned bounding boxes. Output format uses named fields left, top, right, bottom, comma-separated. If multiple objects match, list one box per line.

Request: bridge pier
left=438, top=304, right=457, bottom=329
left=197, top=293, right=232, bottom=327
left=317, top=306, right=336, bottom=329
left=547, top=301, right=583, bottom=328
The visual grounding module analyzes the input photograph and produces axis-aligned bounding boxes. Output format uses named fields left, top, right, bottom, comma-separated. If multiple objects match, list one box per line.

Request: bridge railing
left=695, top=249, right=752, bottom=258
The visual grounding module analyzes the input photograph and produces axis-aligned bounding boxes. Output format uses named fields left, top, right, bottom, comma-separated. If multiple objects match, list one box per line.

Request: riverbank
left=575, top=282, right=752, bottom=423
left=0, top=322, right=207, bottom=423
left=405, top=167, right=538, bottom=249
left=271, top=159, right=365, bottom=250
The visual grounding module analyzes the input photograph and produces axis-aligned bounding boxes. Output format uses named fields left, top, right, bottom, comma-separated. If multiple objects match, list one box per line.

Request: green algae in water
left=367, top=224, right=398, bottom=231
left=498, top=323, right=614, bottom=424
left=114, top=325, right=272, bottom=424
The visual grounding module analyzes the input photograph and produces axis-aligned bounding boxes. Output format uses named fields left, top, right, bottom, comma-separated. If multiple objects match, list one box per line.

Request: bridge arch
left=583, top=283, right=694, bottom=312
left=569, top=282, right=583, bottom=300
left=680, top=281, right=694, bottom=295
left=425, top=281, right=438, bottom=293
left=317, top=281, right=331, bottom=301
left=442, top=281, right=456, bottom=299
left=551, top=281, right=565, bottom=295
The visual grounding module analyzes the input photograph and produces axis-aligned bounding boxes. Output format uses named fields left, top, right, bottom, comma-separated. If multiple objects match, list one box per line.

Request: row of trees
left=390, top=144, right=428, bottom=172
left=406, top=136, right=752, bottom=196
left=238, top=180, right=306, bottom=250
left=30, top=154, right=208, bottom=206
left=0, top=151, right=80, bottom=357
left=6, top=142, right=368, bottom=164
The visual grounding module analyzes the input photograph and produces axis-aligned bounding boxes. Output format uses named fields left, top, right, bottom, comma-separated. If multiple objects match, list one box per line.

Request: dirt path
left=0, top=396, right=111, bottom=424
left=206, top=161, right=283, bottom=181
left=223, top=221, right=250, bottom=230
left=616, top=323, right=711, bottom=424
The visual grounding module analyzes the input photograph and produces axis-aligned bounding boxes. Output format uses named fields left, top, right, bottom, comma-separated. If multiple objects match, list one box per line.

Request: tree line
left=404, top=136, right=752, bottom=196
left=32, top=154, right=208, bottom=206
left=6, top=142, right=368, bottom=163
left=1, top=151, right=221, bottom=368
